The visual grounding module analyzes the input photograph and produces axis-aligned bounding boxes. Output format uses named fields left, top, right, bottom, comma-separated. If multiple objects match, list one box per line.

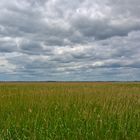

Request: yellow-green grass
left=0, top=82, right=140, bottom=140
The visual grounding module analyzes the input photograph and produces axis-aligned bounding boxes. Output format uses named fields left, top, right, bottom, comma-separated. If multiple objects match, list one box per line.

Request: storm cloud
left=0, top=0, right=140, bottom=81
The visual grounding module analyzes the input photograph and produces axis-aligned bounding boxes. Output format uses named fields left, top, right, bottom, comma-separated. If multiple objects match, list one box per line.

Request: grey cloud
left=0, top=41, right=17, bottom=52
left=0, top=0, right=140, bottom=81
left=20, top=40, right=44, bottom=55
left=71, top=15, right=140, bottom=40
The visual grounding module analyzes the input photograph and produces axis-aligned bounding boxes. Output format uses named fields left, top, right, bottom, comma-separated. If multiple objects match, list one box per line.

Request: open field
left=0, top=82, right=140, bottom=140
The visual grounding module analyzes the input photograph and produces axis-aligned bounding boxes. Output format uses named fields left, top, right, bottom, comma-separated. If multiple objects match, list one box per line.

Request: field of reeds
left=0, top=82, right=140, bottom=140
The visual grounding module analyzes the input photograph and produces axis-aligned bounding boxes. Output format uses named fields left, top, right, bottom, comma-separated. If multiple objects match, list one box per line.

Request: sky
left=0, top=0, right=140, bottom=81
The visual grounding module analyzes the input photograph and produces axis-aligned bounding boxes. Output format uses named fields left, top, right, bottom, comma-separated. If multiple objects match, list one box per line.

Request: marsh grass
left=0, top=82, right=140, bottom=140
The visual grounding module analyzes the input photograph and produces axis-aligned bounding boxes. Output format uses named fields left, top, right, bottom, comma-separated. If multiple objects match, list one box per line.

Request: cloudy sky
left=0, top=0, right=140, bottom=81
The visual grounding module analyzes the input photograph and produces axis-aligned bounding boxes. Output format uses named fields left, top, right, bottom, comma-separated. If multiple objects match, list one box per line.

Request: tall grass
left=0, top=82, right=140, bottom=139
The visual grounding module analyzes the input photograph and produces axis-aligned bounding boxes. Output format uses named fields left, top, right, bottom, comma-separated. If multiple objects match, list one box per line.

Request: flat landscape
left=0, top=82, right=140, bottom=140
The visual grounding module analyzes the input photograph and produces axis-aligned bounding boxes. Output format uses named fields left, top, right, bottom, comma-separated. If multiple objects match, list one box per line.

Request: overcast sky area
left=0, top=0, right=140, bottom=81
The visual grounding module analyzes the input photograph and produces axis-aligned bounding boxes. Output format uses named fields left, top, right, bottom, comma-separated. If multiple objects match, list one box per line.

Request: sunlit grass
left=0, top=82, right=140, bottom=139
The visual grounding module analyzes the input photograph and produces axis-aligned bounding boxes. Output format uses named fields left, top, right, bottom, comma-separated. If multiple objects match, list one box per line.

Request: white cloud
left=0, top=57, right=16, bottom=73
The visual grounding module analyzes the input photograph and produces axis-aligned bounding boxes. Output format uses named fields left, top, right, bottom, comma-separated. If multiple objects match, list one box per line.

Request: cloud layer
left=0, top=0, right=140, bottom=81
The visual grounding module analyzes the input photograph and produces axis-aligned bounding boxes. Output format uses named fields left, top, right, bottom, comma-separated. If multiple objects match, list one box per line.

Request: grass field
left=0, top=82, right=140, bottom=140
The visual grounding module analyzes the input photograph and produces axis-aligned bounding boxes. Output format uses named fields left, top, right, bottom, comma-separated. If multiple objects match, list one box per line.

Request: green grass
left=0, top=82, right=140, bottom=140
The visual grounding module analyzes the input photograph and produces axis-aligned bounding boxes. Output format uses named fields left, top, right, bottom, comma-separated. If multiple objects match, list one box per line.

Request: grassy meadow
left=0, top=82, right=140, bottom=140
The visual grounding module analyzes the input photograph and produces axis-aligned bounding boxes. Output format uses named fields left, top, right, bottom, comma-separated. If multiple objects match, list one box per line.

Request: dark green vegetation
left=0, top=82, right=140, bottom=140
